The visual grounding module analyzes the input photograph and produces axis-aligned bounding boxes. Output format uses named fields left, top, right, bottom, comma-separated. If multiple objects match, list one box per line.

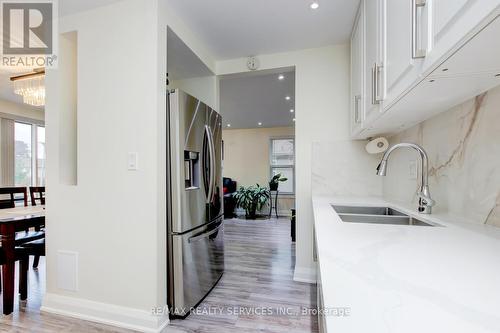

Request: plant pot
left=245, top=204, right=258, bottom=219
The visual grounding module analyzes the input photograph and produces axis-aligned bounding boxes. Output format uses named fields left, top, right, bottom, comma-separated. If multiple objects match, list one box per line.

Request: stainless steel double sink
left=332, top=205, right=440, bottom=227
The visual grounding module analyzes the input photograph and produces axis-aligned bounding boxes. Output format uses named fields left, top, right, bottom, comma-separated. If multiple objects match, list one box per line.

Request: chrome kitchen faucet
left=376, top=143, right=435, bottom=214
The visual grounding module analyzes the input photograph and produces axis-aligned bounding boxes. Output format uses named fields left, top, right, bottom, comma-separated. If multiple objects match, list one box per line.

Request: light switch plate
left=409, top=160, right=418, bottom=180
left=128, top=152, right=138, bottom=171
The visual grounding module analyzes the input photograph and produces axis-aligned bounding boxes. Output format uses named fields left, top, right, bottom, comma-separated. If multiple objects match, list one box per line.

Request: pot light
left=293, top=118, right=296, bottom=122
left=290, top=109, right=294, bottom=113
left=227, top=124, right=231, bottom=127
left=285, top=96, right=291, bottom=101
left=258, top=122, right=263, bottom=126
left=310, top=1, right=319, bottom=9
left=278, top=74, right=285, bottom=80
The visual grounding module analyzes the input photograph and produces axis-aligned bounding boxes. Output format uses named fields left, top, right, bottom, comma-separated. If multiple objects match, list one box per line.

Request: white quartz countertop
left=313, top=196, right=500, bottom=333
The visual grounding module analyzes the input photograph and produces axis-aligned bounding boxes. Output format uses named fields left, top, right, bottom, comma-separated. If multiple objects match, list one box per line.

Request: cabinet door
left=364, top=0, right=383, bottom=123
left=350, top=5, right=364, bottom=136
left=427, top=0, right=499, bottom=71
left=434, top=0, right=480, bottom=41
left=384, top=0, right=429, bottom=107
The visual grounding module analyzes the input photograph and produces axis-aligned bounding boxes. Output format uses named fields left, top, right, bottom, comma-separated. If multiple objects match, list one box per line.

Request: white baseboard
left=293, top=266, right=317, bottom=284
left=41, top=293, right=169, bottom=333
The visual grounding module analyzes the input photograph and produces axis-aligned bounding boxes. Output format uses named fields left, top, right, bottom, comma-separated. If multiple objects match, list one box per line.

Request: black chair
left=0, top=187, right=45, bottom=268
left=29, top=187, right=45, bottom=206
left=223, top=177, right=237, bottom=218
left=0, top=247, right=30, bottom=299
left=0, top=187, right=28, bottom=209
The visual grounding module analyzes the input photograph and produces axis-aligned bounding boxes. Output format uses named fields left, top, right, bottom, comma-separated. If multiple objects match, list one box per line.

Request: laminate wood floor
left=0, top=218, right=318, bottom=333
left=169, top=217, right=318, bottom=333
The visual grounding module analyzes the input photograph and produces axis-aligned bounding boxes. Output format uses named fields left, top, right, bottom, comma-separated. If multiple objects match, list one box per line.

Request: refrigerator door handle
left=210, top=127, right=217, bottom=201
left=204, top=125, right=215, bottom=203
left=188, top=222, right=223, bottom=243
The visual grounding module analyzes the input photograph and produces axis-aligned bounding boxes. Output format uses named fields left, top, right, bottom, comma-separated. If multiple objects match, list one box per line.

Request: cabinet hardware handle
left=412, top=0, right=427, bottom=59
left=355, top=95, right=362, bottom=123
left=371, top=66, right=377, bottom=105
left=372, top=64, right=382, bottom=104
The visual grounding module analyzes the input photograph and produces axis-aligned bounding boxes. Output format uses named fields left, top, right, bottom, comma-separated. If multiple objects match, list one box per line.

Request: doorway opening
left=219, top=68, right=296, bottom=226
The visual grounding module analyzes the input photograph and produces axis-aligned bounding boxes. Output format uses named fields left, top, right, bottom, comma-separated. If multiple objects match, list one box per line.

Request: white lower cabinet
left=317, top=263, right=327, bottom=333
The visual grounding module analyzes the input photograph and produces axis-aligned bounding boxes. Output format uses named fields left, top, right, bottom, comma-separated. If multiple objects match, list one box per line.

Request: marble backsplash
left=312, top=140, right=383, bottom=197
left=383, top=85, right=500, bottom=226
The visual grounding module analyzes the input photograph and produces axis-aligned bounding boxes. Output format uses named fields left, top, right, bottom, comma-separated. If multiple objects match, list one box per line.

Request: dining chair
left=29, top=187, right=45, bottom=206
left=0, top=187, right=45, bottom=268
left=18, top=238, right=45, bottom=277
left=0, top=247, right=29, bottom=299
left=0, top=187, right=28, bottom=209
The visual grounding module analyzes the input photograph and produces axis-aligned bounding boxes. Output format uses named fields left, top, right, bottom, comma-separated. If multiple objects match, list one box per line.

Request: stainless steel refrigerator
left=166, top=89, right=224, bottom=318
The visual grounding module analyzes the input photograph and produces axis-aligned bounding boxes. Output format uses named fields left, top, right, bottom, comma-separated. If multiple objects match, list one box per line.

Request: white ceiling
left=166, top=0, right=360, bottom=60
left=220, top=69, right=295, bottom=129
left=59, top=0, right=125, bottom=17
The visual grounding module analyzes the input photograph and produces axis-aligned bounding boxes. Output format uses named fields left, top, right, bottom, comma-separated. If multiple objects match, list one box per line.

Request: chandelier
left=10, top=69, right=45, bottom=107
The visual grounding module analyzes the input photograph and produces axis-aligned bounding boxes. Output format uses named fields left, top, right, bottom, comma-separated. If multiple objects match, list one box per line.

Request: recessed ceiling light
left=258, top=122, right=262, bottom=126
left=227, top=124, right=231, bottom=127
left=310, top=1, right=319, bottom=9
left=278, top=75, right=285, bottom=80
left=293, top=118, right=296, bottom=122
left=290, top=109, right=294, bottom=113
left=285, top=96, right=291, bottom=101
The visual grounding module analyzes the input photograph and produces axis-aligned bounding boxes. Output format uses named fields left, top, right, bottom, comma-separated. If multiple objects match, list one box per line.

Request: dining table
left=0, top=206, right=45, bottom=315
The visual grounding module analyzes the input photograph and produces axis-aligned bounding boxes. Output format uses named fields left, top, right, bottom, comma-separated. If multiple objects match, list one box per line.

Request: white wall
left=217, top=45, right=352, bottom=282
left=43, top=0, right=219, bottom=331
left=170, top=75, right=219, bottom=110
left=44, top=1, right=169, bottom=331
left=222, top=127, right=296, bottom=216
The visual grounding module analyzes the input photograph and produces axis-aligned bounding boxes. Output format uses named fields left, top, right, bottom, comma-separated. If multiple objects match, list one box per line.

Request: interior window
left=14, top=122, right=32, bottom=186
left=270, top=138, right=295, bottom=194
left=14, top=122, right=46, bottom=186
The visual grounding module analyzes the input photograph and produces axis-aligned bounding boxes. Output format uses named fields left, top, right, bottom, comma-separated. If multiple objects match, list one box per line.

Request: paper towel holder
left=365, top=137, right=389, bottom=154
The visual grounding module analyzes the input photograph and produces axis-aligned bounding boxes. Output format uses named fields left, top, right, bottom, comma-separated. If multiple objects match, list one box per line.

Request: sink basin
left=332, top=205, right=439, bottom=227
left=338, top=213, right=436, bottom=226
left=332, top=205, right=406, bottom=216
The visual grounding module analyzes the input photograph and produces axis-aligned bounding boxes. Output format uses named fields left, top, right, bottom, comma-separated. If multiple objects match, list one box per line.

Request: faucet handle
left=417, top=191, right=435, bottom=207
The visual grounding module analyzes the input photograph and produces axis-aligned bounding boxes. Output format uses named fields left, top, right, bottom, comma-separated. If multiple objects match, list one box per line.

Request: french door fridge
left=166, top=89, right=224, bottom=318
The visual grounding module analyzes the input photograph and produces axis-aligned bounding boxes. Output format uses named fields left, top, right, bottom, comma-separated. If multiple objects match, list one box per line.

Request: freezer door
left=169, top=218, right=224, bottom=317
left=168, top=90, right=211, bottom=233
left=207, top=108, right=224, bottom=221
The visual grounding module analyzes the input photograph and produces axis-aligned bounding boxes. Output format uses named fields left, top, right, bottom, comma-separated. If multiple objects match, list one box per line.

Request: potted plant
left=234, top=185, right=270, bottom=219
left=269, top=173, right=288, bottom=191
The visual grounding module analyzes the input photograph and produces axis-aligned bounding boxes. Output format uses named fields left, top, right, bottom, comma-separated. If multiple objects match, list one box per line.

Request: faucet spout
left=376, top=143, right=435, bottom=214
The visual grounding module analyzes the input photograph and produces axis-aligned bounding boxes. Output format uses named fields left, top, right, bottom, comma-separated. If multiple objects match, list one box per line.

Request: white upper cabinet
left=350, top=3, right=365, bottom=136
left=423, top=0, right=500, bottom=72
left=384, top=0, right=431, bottom=108
left=363, top=0, right=384, bottom=124
left=350, top=0, right=500, bottom=139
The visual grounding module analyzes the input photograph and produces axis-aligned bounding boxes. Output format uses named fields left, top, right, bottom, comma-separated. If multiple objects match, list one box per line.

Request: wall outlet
left=409, top=160, right=418, bottom=180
